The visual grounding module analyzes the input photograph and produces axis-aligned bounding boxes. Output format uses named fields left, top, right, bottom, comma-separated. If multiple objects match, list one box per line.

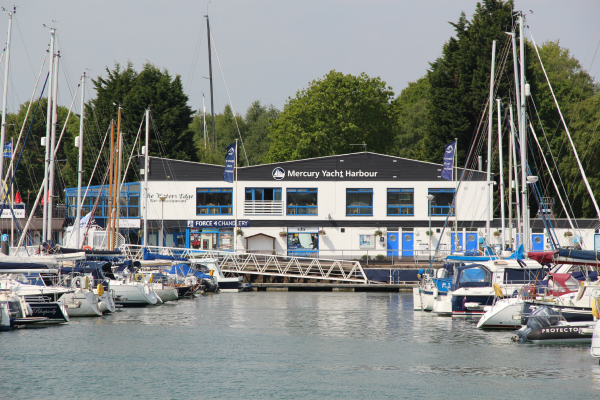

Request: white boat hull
left=477, top=297, right=522, bottom=329
left=59, top=290, right=103, bottom=317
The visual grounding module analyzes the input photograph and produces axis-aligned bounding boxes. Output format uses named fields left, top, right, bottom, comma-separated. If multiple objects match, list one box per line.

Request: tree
left=264, top=71, right=397, bottom=162
left=80, top=62, right=197, bottom=185
left=421, top=0, right=516, bottom=166
left=391, top=77, right=430, bottom=159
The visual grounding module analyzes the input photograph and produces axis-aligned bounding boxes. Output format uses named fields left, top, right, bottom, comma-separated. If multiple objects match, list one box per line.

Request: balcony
left=244, top=200, right=283, bottom=216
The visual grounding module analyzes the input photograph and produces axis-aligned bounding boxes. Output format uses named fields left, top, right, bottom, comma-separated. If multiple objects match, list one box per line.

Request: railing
left=120, top=244, right=368, bottom=283
left=244, top=200, right=283, bottom=215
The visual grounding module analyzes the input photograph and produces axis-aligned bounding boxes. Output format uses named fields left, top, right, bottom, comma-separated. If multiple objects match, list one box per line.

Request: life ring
left=83, top=246, right=92, bottom=251
left=493, top=283, right=503, bottom=298
left=97, top=283, right=104, bottom=297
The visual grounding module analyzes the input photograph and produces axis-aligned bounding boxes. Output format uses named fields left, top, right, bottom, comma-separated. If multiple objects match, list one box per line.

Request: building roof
left=143, top=152, right=486, bottom=182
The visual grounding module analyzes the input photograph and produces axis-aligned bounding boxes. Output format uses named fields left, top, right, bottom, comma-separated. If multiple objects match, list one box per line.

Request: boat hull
left=26, top=302, right=69, bottom=323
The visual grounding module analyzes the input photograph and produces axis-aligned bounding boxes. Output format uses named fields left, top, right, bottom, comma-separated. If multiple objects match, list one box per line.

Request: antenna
left=350, top=143, right=367, bottom=152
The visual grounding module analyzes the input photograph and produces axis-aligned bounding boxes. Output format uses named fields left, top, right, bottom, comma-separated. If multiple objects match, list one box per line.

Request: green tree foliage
left=80, top=62, right=197, bottom=186
left=421, top=0, right=516, bottom=165
left=264, top=71, right=396, bottom=162
left=5, top=98, right=79, bottom=203
left=191, top=101, right=279, bottom=166
left=391, top=76, right=430, bottom=159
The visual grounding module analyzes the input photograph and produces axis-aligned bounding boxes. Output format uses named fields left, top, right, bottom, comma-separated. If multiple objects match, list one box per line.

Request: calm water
left=1, top=292, right=599, bottom=399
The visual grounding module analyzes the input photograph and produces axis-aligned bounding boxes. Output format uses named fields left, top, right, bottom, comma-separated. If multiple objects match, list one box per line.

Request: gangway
left=120, top=244, right=368, bottom=284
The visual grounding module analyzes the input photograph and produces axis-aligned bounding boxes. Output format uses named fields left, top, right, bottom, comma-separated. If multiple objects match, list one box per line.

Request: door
left=451, top=233, right=463, bottom=252
left=402, top=233, right=414, bottom=258
left=466, top=232, right=478, bottom=251
left=387, top=232, right=399, bottom=257
left=532, top=234, right=544, bottom=251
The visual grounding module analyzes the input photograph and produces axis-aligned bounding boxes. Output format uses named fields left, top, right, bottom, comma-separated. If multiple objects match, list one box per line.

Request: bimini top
left=451, top=264, right=492, bottom=290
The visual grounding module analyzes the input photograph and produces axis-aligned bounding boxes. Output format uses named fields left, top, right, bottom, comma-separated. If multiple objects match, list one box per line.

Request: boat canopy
left=451, top=264, right=491, bottom=290
left=0, top=262, right=50, bottom=270
left=142, top=248, right=188, bottom=262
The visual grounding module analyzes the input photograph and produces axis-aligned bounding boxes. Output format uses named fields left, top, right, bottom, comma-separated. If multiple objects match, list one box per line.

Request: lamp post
left=159, top=195, right=166, bottom=247
left=427, top=194, right=434, bottom=262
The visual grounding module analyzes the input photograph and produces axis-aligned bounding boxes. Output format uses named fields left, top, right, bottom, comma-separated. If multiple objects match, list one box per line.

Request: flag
left=441, top=140, right=456, bottom=181
left=223, top=142, right=236, bottom=183
left=3, top=141, right=12, bottom=158
left=14, top=191, right=22, bottom=204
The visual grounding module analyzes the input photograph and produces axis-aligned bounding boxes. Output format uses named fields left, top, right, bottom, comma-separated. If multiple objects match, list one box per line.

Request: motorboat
left=513, top=305, right=595, bottom=343
left=0, top=292, right=49, bottom=330
left=57, top=276, right=103, bottom=317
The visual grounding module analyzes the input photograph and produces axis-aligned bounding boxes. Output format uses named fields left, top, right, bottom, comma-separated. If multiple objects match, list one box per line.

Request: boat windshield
left=452, top=265, right=491, bottom=289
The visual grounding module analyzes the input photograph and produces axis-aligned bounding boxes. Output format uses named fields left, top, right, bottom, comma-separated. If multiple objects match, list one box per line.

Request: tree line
left=3, top=0, right=599, bottom=218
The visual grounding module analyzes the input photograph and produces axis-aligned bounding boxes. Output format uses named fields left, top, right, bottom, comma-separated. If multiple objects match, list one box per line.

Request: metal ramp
left=120, top=245, right=368, bottom=283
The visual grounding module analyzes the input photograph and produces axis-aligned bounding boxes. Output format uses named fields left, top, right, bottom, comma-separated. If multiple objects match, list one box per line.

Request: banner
left=223, top=142, right=236, bottom=183
left=3, top=141, right=12, bottom=158
left=441, top=140, right=456, bottom=181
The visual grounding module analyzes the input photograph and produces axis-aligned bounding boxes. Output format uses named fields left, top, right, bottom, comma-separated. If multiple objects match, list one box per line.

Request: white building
left=140, top=152, right=502, bottom=259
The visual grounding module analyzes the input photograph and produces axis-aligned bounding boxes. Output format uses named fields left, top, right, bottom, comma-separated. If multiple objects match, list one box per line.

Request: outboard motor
left=514, top=305, right=561, bottom=341
left=202, top=278, right=219, bottom=293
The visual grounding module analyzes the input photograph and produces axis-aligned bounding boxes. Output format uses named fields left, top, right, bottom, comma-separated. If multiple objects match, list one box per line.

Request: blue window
left=64, top=182, right=141, bottom=220
left=287, top=188, right=317, bottom=215
left=428, top=189, right=455, bottom=216
left=387, top=189, right=414, bottom=216
left=197, top=188, right=232, bottom=215
left=346, top=189, right=373, bottom=216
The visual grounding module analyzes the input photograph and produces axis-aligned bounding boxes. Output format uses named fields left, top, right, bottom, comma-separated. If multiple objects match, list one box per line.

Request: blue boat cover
left=142, top=248, right=188, bottom=262
left=559, top=248, right=600, bottom=261
left=0, top=262, right=50, bottom=270
left=164, top=263, right=211, bottom=279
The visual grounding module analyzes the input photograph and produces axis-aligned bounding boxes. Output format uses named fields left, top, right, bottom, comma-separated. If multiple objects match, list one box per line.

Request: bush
left=375, top=254, right=386, bottom=260
left=360, top=254, right=372, bottom=261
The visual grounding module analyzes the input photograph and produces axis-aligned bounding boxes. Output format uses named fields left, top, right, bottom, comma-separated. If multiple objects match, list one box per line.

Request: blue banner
left=441, top=140, right=456, bottom=180
left=223, top=142, right=236, bottom=183
left=3, top=141, right=12, bottom=158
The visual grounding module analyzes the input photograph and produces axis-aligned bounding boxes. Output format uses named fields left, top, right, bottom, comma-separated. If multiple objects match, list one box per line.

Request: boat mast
left=0, top=7, right=15, bottom=208
left=76, top=72, right=85, bottom=248
left=206, top=15, right=215, bottom=151
left=42, top=28, right=55, bottom=244
left=47, top=50, right=60, bottom=243
left=519, top=14, right=528, bottom=252
left=497, top=99, right=506, bottom=251
left=107, top=119, right=114, bottom=250
left=509, top=105, right=522, bottom=247
left=508, top=104, right=513, bottom=249
left=143, top=108, right=149, bottom=247
left=486, top=40, right=496, bottom=246
left=115, top=121, right=123, bottom=248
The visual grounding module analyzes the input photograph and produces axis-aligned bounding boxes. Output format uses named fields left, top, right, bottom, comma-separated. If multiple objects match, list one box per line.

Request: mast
left=234, top=139, right=238, bottom=253
left=508, top=104, right=513, bottom=249
left=47, top=50, right=60, bottom=243
left=0, top=7, right=14, bottom=207
left=486, top=40, right=496, bottom=246
left=202, top=93, right=207, bottom=151
left=454, top=137, right=458, bottom=248
left=497, top=99, right=506, bottom=251
left=76, top=73, right=85, bottom=247
left=206, top=15, right=215, bottom=151
left=107, top=120, right=114, bottom=250
left=42, top=28, right=55, bottom=243
left=519, top=14, right=528, bottom=252
left=115, top=125, right=123, bottom=248
left=510, top=105, right=522, bottom=248
left=143, top=108, right=149, bottom=247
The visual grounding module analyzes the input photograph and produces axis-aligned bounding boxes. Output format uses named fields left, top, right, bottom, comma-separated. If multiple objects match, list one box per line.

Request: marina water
left=2, top=292, right=599, bottom=399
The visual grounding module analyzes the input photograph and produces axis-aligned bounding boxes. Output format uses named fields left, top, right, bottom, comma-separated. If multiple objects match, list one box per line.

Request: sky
left=1, top=0, right=599, bottom=120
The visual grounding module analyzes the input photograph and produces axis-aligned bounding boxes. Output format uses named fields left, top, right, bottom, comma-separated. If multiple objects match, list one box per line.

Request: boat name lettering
left=541, top=327, right=580, bottom=334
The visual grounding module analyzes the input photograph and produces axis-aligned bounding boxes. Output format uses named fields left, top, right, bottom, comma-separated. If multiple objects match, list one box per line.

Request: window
left=196, top=188, right=232, bottom=215
left=428, top=189, right=455, bottom=216
left=346, top=188, right=373, bottom=216
left=287, top=188, right=317, bottom=215
left=245, top=188, right=281, bottom=201
left=387, top=189, right=414, bottom=216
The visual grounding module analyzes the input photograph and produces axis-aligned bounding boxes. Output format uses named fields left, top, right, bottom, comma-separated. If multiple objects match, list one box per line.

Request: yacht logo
left=272, top=167, right=285, bottom=180
left=446, top=144, right=454, bottom=153
left=227, top=147, right=235, bottom=156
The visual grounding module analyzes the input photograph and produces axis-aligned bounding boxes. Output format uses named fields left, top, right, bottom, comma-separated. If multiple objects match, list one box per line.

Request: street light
left=159, top=195, right=166, bottom=247
left=426, top=194, right=434, bottom=262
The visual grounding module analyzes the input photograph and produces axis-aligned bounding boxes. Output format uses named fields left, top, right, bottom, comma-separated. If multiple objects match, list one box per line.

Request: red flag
left=41, top=193, right=49, bottom=205
left=14, top=191, right=22, bottom=204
